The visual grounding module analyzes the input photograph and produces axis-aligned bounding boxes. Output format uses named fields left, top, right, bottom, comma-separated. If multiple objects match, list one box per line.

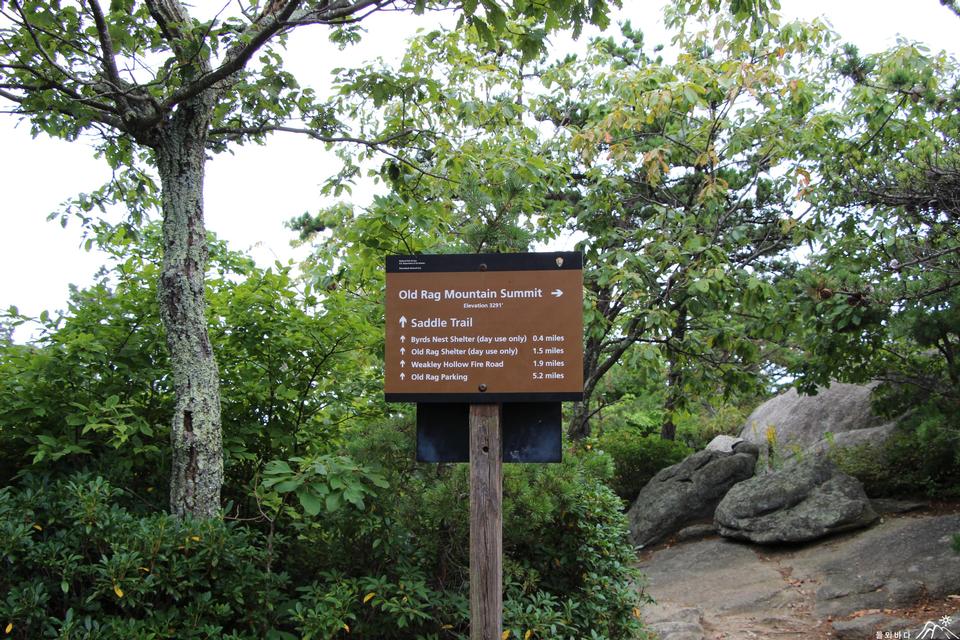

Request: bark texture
left=567, top=400, right=592, bottom=441
left=156, top=94, right=223, bottom=519
left=469, top=404, right=502, bottom=639
left=660, top=309, right=687, bottom=442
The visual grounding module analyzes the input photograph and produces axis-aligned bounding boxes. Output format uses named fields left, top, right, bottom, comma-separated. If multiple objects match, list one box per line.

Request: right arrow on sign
left=551, top=289, right=563, bottom=297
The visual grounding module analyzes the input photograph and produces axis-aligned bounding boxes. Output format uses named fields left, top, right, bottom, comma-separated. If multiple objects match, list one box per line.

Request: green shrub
left=830, top=405, right=960, bottom=498
left=673, top=402, right=754, bottom=451
left=0, top=474, right=288, bottom=639
left=1, top=431, right=650, bottom=640
left=597, top=429, right=692, bottom=503
left=275, top=418, right=651, bottom=639
left=0, top=224, right=384, bottom=504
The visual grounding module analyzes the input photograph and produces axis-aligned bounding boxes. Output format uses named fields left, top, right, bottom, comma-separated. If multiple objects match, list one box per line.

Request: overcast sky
left=2, top=0, right=959, bottom=336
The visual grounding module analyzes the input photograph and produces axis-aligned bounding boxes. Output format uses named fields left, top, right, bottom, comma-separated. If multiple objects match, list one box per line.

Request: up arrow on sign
left=399, top=315, right=408, bottom=327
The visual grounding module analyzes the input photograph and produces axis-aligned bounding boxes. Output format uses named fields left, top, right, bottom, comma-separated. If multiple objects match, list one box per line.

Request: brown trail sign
left=384, top=252, right=584, bottom=640
left=385, top=252, right=583, bottom=402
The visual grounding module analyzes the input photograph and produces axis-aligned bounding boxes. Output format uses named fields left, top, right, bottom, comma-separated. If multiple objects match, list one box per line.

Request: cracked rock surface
left=638, top=512, right=960, bottom=639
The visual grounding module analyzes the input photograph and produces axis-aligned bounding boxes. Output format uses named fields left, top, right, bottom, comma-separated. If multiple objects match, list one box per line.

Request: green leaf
left=473, top=17, right=493, bottom=47
left=263, top=460, right=294, bottom=475
left=343, top=485, right=365, bottom=508
left=325, top=492, right=342, bottom=512
left=297, top=489, right=323, bottom=516
left=486, top=4, right=507, bottom=32
left=264, top=478, right=302, bottom=493
left=691, top=279, right=710, bottom=294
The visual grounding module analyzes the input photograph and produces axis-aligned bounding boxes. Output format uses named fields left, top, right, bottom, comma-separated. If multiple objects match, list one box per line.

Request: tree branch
left=208, top=123, right=411, bottom=145
left=209, top=123, right=455, bottom=182
left=143, top=0, right=193, bottom=61
left=857, top=94, right=909, bottom=152
left=940, top=0, right=960, bottom=19
left=891, top=245, right=960, bottom=272
left=584, top=313, right=649, bottom=393
left=86, top=0, right=126, bottom=96
left=0, top=75, right=123, bottom=126
left=162, top=0, right=302, bottom=108
left=901, top=278, right=960, bottom=301
left=0, top=16, right=125, bottom=119
left=9, top=0, right=89, bottom=88
left=0, top=8, right=100, bottom=59
left=163, top=0, right=398, bottom=111
left=286, top=0, right=386, bottom=26
left=0, top=88, right=25, bottom=103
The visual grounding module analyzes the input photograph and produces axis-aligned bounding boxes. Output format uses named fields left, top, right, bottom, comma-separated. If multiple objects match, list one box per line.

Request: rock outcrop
left=639, top=510, right=960, bottom=639
left=627, top=447, right=757, bottom=548
left=638, top=537, right=803, bottom=616
left=704, top=434, right=743, bottom=453
left=796, top=513, right=960, bottom=617
left=642, top=606, right=705, bottom=640
left=715, top=456, right=878, bottom=544
left=738, top=382, right=898, bottom=460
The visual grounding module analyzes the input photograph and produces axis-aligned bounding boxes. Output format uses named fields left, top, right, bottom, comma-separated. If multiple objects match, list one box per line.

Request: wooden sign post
left=469, top=403, right=502, bottom=640
left=384, top=253, right=583, bottom=639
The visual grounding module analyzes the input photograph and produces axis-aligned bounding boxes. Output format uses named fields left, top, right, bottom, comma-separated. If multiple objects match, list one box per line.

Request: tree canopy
left=786, top=36, right=960, bottom=414
left=1, top=0, right=622, bottom=517
left=294, top=4, right=836, bottom=439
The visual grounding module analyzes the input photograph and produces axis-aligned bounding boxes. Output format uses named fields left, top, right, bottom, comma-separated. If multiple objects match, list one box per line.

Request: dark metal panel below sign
left=416, top=403, right=562, bottom=463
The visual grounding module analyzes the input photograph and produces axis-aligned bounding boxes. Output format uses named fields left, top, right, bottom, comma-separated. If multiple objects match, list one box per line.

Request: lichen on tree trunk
left=155, top=96, right=223, bottom=519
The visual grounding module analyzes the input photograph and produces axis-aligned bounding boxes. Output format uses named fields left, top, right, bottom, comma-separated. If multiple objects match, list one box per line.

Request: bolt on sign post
left=384, top=252, right=584, bottom=640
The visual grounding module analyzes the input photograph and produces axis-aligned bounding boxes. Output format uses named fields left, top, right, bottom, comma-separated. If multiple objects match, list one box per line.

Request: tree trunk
left=566, top=303, right=643, bottom=440
left=567, top=400, right=592, bottom=441
left=660, top=309, right=688, bottom=441
left=660, top=374, right=681, bottom=441
left=566, top=331, right=605, bottom=440
left=155, top=96, right=223, bottom=519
